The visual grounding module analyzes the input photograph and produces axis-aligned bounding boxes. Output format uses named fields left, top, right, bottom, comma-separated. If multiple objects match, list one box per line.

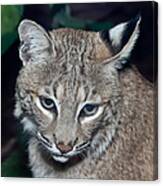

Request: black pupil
left=44, top=99, right=53, bottom=106
left=80, top=104, right=97, bottom=117
left=40, top=97, right=55, bottom=110
left=85, top=104, right=95, bottom=112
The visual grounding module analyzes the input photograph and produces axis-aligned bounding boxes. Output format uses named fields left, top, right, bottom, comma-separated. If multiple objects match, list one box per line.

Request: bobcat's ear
left=18, top=19, right=53, bottom=66
left=100, top=15, right=141, bottom=70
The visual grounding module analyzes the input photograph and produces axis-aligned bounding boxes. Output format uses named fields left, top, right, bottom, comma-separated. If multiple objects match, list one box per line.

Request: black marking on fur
left=99, top=29, right=115, bottom=53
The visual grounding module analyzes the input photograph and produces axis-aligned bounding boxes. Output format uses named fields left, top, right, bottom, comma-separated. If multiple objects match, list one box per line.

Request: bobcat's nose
left=56, top=142, right=73, bottom=153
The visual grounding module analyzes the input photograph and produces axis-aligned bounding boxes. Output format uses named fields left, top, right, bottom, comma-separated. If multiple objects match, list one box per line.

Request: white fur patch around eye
left=56, top=84, right=64, bottom=101
left=35, top=97, right=54, bottom=120
left=77, top=86, right=86, bottom=102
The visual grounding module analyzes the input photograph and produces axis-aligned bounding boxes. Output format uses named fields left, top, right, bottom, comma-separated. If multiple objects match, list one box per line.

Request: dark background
left=1, top=2, right=158, bottom=177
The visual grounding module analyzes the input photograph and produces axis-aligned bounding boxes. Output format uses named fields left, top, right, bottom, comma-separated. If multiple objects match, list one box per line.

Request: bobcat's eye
left=40, top=97, right=57, bottom=112
left=80, top=104, right=98, bottom=117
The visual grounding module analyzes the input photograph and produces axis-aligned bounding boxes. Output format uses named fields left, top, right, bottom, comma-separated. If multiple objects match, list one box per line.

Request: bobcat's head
left=15, top=16, right=141, bottom=163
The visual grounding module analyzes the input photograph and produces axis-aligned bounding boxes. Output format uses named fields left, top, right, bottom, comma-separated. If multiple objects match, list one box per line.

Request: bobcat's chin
left=52, top=155, right=69, bottom=163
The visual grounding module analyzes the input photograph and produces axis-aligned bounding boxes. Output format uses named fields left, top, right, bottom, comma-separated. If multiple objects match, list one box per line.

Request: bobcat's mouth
left=36, top=131, right=90, bottom=163
left=52, top=154, right=69, bottom=163
left=51, top=153, right=84, bottom=164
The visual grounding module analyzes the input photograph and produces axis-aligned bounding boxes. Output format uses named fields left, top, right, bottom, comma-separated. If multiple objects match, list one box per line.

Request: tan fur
left=15, top=18, right=157, bottom=180
left=27, top=67, right=156, bottom=180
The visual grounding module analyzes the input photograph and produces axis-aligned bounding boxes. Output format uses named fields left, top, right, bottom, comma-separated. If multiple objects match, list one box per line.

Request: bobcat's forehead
left=55, top=82, right=86, bottom=102
left=49, top=28, right=112, bottom=63
left=46, top=29, right=113, bottom=102
left=17, top=28, right=113, bottom=97
left=49, top=66, right=100, bottom=103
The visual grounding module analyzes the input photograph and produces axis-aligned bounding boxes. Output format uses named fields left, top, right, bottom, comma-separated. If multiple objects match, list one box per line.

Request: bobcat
left=14, top=15, right=157, bottom=180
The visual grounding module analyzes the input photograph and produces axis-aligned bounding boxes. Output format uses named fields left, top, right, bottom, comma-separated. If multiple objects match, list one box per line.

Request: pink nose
left=57, top=142, right=73, bottom=153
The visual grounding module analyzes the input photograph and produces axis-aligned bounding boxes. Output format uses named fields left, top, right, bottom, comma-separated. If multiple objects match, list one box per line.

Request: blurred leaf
left=65, top=5, right=71, bottom=17
left=1, top=149, right=32, bottom=177
left=1, top=118, right=31, bottom=177
left=54, top=9, right=90, bottom=29
left=53, top=5, right=88, bottom=29
left=50, top=4, right=66, bottom=17
left=88, top=21, right=113, bottom=31
left=49, top=4, right=54, bottom=9
left=1, top=5, right=23, bottom=54
left=52, top=5, right=112, bottom=31
left=1, top=32, right=17, bottom=54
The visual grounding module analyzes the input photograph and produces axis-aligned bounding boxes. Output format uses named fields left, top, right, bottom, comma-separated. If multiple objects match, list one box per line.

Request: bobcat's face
left=15, top=16, right=140, bottom=163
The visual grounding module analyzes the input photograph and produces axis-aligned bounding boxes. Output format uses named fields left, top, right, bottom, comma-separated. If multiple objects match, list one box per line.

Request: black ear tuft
left=99, top=29, right=114, bottom=53
left=99, top=29, right=110, bottom=45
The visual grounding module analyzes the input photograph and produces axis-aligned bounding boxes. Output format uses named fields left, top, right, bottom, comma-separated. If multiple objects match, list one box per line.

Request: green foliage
left=52, top=5, right=113, bottom=31
left=1, top=5, right=23, bottom=54
left=1, top=4, right=112, bottom=55
left=1, top=149, right=32, bottom=177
